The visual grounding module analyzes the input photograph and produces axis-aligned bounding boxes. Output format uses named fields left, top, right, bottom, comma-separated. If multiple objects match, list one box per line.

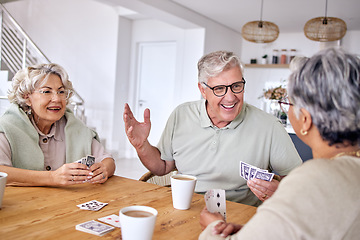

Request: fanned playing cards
left=205, top=189, right=226, bottom=220
left=76, top=155, right=95, bottom=167
left=240, top=161, right=274, bottom=182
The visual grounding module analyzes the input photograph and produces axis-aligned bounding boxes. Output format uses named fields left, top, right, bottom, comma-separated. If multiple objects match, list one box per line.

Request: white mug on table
left=0, top=172, right=8, bottom=209
left=119, top=205, right=157, bottom=240
left=171, top=174, right=197, bottom=210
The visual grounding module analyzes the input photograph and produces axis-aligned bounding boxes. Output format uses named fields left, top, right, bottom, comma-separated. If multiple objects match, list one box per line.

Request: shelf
left=245, top=64, right=289, bottom=69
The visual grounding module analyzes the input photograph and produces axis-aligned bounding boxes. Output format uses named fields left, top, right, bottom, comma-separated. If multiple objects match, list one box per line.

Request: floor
left=113, top=157, right=149, bottom=180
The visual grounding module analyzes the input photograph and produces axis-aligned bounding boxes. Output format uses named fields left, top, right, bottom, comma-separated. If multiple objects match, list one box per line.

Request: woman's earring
left=27, top=108, right=32, bottom=115
left=300, top=129, right=308, bottom=135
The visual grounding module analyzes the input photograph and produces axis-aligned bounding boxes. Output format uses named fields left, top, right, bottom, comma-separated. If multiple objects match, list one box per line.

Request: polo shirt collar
left=30, top=116, right=63, bottom=141
left=200, top=99, right=247, bottom=129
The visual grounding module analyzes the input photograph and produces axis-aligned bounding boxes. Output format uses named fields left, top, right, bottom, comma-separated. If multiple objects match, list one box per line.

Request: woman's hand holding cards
left=88, top=162, right=108, bottom=184
left=199, top=207, right=243, bottom=238
left=50, top=162, right=92, bottom=186
left=199, top=207, right=224, bottom=230
left=212, top=221, right=243, bottom=238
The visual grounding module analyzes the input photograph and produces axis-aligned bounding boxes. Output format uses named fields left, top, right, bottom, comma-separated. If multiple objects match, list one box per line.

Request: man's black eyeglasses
left=202, top=78, right=246, bottom=97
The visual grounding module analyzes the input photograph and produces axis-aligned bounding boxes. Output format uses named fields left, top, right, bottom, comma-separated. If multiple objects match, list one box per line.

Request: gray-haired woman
left=0, top=63, right=115, bottom=186
left=199, top=47, right=360, bottom=239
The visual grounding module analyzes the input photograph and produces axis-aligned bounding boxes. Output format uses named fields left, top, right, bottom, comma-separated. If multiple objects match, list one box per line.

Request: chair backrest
left=139, top=170, right=178, bottom=187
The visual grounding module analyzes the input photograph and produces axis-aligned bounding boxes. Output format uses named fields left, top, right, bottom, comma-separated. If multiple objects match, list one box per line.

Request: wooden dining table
left=0, top=175, right=257, bottom=239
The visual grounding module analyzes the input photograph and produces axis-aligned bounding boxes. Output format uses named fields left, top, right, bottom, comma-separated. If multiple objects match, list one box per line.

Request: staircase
left=0, top=4, right=86, bottom=122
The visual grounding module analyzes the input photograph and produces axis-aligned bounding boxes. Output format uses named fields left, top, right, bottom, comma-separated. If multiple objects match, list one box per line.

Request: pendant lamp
left=241, top=0, right=279, bottom=43
left=304, top=0, right=347, bottom=42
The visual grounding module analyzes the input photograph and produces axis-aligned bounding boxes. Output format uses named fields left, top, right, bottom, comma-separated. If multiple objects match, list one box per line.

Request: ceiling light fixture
left=241, top=0, right=279, bottom=43
left=304, top=0, right=347, bottom=42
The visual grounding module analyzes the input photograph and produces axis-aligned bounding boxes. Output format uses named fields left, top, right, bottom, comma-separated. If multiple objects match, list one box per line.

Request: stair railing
left=0, top=4, right=85, bottom=122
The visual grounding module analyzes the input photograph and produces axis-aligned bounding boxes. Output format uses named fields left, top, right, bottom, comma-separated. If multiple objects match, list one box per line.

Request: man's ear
left=299, top=108, right=312, bottom=131
left=198, top=82, right=206, bottom=99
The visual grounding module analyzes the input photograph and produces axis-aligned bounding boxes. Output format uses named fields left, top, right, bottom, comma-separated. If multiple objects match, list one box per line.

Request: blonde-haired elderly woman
left=0, top=63, right=115, bottom=186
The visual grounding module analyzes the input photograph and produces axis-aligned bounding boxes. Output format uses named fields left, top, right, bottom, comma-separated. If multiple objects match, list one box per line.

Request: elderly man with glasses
left=124, top=51, right=301, bottom=206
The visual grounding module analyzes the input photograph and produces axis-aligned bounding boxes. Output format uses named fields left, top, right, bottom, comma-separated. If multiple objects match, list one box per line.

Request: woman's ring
left=71, top=175, right=74, bottom=181
left=263, top=194, right=268, bottom=199
left=102, top=173, right=106, bottom=179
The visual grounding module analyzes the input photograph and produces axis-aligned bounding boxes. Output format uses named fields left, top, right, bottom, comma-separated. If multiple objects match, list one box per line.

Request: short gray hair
left=8, top=63, right=74, bottom=112
left=197, top=51, right=244, bottom=83
left=288, top=47, right=360, bottom=146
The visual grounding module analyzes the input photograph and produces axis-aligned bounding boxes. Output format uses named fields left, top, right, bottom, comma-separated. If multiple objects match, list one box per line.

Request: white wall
left=4, top=0, right=119, bottom=151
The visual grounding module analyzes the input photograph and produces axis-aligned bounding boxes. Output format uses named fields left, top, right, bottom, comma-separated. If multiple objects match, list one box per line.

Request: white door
left=135, top=42, right=177, bottom=145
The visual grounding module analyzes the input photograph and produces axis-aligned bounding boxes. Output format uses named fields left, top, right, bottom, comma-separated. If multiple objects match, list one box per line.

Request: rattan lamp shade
left=241, top=20, right=279, bottom=43
left=304, top=17, right=347, bottom=42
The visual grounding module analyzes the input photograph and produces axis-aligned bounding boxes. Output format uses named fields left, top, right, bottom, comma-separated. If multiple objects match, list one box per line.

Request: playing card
left=85, top=155, right=95, bottom=167
left=205, top=189, right=226, bottom=220
left=243, top=164, right=250, bottom=180
left=75, top=155, right=95, bottom=168
left=239, top=161, right=246, bottom=178
left=77, top=200, right=108, bottom=211
left=98, top=214, right=121, bottom=228
left=239, top=161, right=273, bottom=182
left=254, top=170, right=274, bottom=182
left=76, top=220, right=114, bottom=236
left=76, top=158, right=85, bottom=164
left=249, top=166, right=258, bottom=180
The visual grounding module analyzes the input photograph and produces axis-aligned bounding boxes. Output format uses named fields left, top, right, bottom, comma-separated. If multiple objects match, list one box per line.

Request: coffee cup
left=0, top=172, right=8, bottom=209
left=119, top=205, right=157, bottom=240
left=170, top=174, right=197, bottom=210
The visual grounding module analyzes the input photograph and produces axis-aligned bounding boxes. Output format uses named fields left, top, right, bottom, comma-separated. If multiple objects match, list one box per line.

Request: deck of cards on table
left=76, top=220, right=115, bottom=236
left=240, top=161, right=274, bottom=182
left=205, top=189, right=226, bottom=219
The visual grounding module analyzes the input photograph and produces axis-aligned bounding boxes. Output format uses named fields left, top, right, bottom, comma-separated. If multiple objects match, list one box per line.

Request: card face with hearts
left=205, top=189, right=226, bottom=220
left=77, top=200, right=108, bottom=211
left=76, top=220, right=114, bottom=236
left=98, top=214, right=121, bottom=228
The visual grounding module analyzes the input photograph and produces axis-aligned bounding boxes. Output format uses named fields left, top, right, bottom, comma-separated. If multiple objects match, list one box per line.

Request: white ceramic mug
left=170, top=174, right=197, bottom=210
left=119, top=205, right=158, bottom=240
left=0, top=172, right=8, bottom=209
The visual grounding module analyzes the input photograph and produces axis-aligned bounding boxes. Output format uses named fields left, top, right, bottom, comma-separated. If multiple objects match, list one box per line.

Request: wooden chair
left=139, top=169, right=178, bottom=187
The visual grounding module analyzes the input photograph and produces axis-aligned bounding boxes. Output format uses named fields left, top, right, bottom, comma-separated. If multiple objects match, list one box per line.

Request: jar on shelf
left=289, top=49, right=296, bottom=63
left=280, top=49, right=287, bottom=64
left=272, top=49, right=279, bottom=64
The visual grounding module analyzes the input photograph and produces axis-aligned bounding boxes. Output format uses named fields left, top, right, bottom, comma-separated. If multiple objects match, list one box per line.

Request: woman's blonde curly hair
left=8, top=63, right=74, bottom=113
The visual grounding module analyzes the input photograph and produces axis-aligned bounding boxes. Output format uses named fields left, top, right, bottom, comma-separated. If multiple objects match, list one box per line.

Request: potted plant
left=261, top=54, right=268, bottom=64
